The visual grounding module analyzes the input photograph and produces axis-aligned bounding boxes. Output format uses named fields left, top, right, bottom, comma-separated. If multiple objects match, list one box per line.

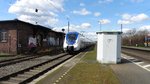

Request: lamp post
left=35, top=8, right=38, bottom=24
left=98, top=20, right=102, bottom=31
left=121, top=24, right=123, bottom=33
left=67, top=17, right=70, bottom=33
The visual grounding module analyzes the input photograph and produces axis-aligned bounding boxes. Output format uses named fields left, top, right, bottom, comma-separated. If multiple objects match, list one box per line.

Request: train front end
left=63, top=32, right=80, bottom=53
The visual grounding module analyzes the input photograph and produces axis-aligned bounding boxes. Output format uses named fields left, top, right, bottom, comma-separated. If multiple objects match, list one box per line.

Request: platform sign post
left=145, top=34, right=150, bottom=47
left=96, top=31, right=122, bottom=64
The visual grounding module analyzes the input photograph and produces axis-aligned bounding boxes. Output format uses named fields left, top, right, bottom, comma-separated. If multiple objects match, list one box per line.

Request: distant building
left=144, top=35, right=150, bottom=47
left=0, top=19, right=64, bottom=55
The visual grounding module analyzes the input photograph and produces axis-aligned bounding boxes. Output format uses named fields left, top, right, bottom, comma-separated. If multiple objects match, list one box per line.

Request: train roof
left=66, top=32, right=79, bottom=34
left=66, top=31, right=94, bottom=42
left=66, top=32, right=86, bottom=36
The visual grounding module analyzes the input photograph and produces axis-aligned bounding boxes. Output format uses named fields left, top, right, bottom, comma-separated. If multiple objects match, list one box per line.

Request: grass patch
left=58, top=47, right=120, bottom=84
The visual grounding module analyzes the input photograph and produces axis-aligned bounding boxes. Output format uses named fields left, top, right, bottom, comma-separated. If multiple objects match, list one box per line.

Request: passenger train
left=63, top=32, right=93, bottom=53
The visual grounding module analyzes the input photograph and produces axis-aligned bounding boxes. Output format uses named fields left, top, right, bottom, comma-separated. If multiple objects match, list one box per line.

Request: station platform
left=122, top=46, right=150, bottom=51
left=110, top=54, right=150, bottom=84
left=30, top=46, right=119, bottom=84
left=30, top=51, right=150, bottom=84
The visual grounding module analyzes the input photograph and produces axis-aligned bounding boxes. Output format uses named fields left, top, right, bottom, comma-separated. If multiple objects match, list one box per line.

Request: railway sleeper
left=0, top=81, right=18, bottom=84
left=2, top=77, right=28, bottom=84
left=17, top=74, right=32, bottom=78
left=24, top=72, right=38, bottom=75
left=30, top=70, right=41, bottom=73
left=0, top=54, right=72, bottom=84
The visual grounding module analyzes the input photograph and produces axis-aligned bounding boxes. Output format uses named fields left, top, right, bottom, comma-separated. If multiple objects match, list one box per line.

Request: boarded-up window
left=0, top=29, right=8, bottom=42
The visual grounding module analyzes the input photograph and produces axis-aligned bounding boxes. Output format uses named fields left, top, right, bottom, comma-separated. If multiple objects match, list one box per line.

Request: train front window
left=67, top=33, right=77, bottom=42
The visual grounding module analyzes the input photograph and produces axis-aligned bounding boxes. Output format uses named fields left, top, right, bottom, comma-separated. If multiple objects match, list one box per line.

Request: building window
left=0, top=30, right=8, bottom=42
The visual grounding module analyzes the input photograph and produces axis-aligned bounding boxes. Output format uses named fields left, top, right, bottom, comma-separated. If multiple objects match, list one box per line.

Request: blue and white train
left=63, top=32, right=93, bottom=53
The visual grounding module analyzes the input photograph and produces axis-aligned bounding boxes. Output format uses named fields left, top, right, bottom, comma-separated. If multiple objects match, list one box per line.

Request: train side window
left=0, top=29, right=8, bottom=42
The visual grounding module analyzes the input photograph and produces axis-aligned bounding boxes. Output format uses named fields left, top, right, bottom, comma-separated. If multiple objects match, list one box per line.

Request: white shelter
left=96, top=31, right=122, bottom=64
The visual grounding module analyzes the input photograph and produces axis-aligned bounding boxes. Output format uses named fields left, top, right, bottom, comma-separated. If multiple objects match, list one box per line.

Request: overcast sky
left=0, top=0, right=150, bottom=41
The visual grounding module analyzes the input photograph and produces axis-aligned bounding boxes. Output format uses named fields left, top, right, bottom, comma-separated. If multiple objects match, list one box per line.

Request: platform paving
left=110, top=54, right=150, bottom=84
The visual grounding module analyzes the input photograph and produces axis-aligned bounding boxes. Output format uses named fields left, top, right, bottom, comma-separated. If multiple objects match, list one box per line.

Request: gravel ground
left=0, top=55, right=25, bottom=62
left=0, top=55, right=54, bottom=78
left=0, top=47, right=63, bottom=62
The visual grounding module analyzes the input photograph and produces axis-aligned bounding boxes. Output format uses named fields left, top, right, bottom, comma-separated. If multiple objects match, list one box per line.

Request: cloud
left=122, top=28, right=132, bottom=33
left=53, top=24, right=96, bottom=41
left=85, top=32, right=97, bottom=41
left=80, top=3, right=85, bottom=6
left=8, top=0, right=64, bottom=27
left=72, top=8, right=91, bottom=15
left=139, top=25, right=150, bottom=31
left=131, top=13, right=149, bottom=22
left=52, top=22, right=97, bottom=41
left=118, top=20, right=131, bottom=24
left=131, top=0, right=143, bottom=3
left=53, top=24, right=79, bottom=33
left=98, top=0, right=113, bottom=4
left=122, top=13, right=131, bottom=20
left=94, top=12, right=101, bottom=17
left=98, top=19, right=111, bottom=24
left=81, top=23, right=91, bottom=29
left=53, top=22, right=91, bottom=32
left=120, top=26, right=150, bottom=34
left=118, top=13, right=149, bottom=24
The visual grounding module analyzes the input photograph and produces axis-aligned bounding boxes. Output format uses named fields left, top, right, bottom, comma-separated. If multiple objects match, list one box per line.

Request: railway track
left=122, top=47, right=150, bottom=61
left=0, top=56, right=25, bottom=63
left=0, top=55, right=42, bottom=68
left=0, top=53, right=74, bottom=84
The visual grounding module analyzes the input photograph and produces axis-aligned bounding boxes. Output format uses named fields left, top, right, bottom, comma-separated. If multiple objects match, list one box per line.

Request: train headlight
left=74, top=43, right=78, bottom=48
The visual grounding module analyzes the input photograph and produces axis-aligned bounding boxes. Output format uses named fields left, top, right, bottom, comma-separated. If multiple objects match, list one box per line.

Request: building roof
left=0, top=19, right=65, bottom=34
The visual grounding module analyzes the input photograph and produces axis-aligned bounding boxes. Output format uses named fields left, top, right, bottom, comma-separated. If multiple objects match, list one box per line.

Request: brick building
left=0, top=19, right=64, bottom=55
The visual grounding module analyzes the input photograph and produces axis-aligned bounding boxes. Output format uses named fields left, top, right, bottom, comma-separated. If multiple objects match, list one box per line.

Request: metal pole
left=100, top=21, right=101, bottom=31
left=67, top=17, right=70, bottom=33
left=121, top=24, right=123, bottom=32
left=35, top=9, right=38, bottom=25
left=98, top=21, right=101, bottom=31
left=68, top=20, right=70, bottom=32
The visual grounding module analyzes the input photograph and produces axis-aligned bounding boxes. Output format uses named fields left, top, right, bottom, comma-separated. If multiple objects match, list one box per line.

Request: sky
left=0, top=0, right=150, bottom=41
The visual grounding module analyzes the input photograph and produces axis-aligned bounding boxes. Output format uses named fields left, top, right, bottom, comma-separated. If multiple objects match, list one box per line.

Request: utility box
left=96, top=31, right=122, bottom=64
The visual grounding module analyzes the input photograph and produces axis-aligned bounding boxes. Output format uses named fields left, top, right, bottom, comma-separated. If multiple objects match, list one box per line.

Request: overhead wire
left=46, top=0, right=70, bottom=32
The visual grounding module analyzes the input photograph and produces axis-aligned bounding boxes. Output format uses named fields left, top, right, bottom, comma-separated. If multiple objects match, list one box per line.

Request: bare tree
left=122, top=29, right=150, bottom=47
left=136, top=29, right=149, bottom=46
left=122, top=28, right=136, bottom=46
